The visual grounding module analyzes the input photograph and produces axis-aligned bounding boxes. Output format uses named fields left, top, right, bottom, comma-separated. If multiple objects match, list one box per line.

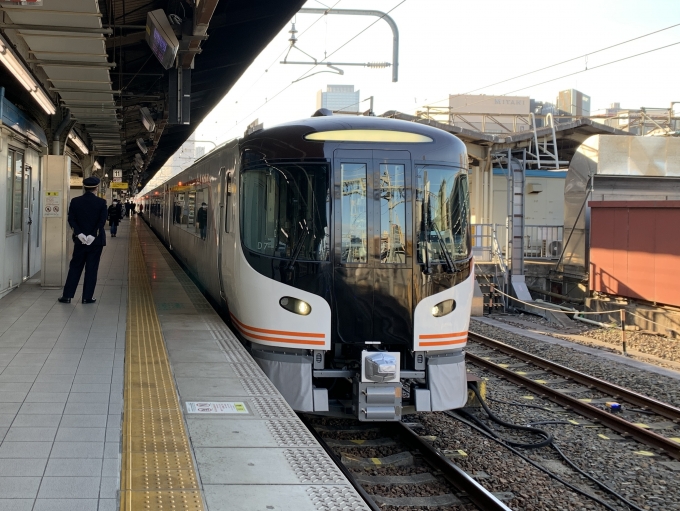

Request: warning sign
left=43, top=191, right=62, bottom=218
left=185, top=402, right=249, bottom=414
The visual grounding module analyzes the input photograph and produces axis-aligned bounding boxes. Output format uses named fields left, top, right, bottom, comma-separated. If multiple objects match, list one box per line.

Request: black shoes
left=57, top=297, right=71, bottom=304
left=82, top=298, right=97, bottom=304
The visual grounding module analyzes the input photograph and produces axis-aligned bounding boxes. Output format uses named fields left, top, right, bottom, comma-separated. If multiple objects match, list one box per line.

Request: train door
left=332, top=150, right=412, bottom=345
left=22, top=162, right=32, bottom=281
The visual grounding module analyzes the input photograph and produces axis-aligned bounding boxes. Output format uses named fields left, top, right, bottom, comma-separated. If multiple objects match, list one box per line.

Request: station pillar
left=41, top=155, right=71, bottom=289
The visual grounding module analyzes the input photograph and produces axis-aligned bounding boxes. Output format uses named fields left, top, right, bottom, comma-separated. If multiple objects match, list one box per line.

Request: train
left=139, top=111, right=473, bottom=421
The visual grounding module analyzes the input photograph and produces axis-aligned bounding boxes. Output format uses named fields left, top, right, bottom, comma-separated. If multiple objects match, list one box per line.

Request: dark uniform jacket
left=68, top=192, right=108, bottom=246
left=108, top=204, right=122, bottom=225
left=197, top=207, right=208, bottom=228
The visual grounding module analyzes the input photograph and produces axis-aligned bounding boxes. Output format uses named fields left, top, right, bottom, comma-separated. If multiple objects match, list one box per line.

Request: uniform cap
left=83, top=176, right=100, bottom=187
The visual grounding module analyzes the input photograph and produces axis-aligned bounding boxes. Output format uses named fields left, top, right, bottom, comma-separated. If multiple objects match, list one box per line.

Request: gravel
left=456, top=318, right=680, bottom=511
left=488, top=313, right=680, bottom=369
left=471, top=318, right=680, bottom=408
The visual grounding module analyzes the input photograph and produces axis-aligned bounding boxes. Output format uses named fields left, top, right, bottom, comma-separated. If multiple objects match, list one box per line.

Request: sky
left=141, top=0, right=680, bottom=193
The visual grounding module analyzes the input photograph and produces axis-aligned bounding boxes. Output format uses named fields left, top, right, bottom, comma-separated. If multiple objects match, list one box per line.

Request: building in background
left=556, top=89, right=591, bottom=118
left=316, top=85, right=361, bottom=113
left=447, top=94, right=531, bottom=133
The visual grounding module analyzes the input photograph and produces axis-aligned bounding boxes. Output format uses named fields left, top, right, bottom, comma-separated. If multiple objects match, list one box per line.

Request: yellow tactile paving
left=120, top=222, right=205, bottom=511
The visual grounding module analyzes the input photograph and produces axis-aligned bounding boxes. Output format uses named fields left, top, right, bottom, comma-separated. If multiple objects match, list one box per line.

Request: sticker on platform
left=185, top=401, right=248, bottom=414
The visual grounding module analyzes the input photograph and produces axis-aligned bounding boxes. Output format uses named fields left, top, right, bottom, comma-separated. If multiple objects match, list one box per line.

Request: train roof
left=241, top=114, right=467, bottom=164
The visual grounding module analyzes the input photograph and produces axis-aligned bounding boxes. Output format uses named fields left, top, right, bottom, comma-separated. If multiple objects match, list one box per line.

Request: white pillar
left=41, top=155, right=71, bottom=288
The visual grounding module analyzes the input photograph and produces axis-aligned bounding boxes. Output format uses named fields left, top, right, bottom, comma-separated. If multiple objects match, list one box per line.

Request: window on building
left=6, top=149, right=24, bottom=234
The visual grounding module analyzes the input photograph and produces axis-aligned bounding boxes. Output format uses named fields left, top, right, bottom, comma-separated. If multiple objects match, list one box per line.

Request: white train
left=140, top=112, right=473, bottom=421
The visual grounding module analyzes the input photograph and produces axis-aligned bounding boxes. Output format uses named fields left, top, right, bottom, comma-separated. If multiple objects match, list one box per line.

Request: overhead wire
left=228, top=0, right=407, bottom=135
left=424, top=21, right=680, bottom=108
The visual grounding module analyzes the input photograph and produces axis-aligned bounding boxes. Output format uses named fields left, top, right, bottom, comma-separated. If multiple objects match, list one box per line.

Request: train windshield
left=415, top=165, right=470, bottom=265
left=241, top=163, right=330, bottom=261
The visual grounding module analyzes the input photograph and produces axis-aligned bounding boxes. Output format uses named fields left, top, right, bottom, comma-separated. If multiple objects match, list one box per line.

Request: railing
left=472, top=223, right=563, bottom=262
left=523, top=225, right=563, bottom=259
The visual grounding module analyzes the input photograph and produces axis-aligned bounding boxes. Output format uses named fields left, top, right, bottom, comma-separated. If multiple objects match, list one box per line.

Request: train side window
left=340, top=163, right=368, bottom=263
left=225, top=171, right=233, bottom=233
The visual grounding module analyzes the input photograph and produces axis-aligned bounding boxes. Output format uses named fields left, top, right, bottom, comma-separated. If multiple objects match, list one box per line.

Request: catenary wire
left=425, top=21, right=680, bottom=108
left=230, top=0, right=407, bottom=134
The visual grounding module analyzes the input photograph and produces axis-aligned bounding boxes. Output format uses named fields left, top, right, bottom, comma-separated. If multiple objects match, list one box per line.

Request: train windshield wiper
left=287, top=223, right=309, bottom=270
left=430, top=220, right=456, bottom=274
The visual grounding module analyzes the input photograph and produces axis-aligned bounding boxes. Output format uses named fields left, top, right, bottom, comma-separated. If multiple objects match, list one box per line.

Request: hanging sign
left=111, top=182, right=129, bottom=190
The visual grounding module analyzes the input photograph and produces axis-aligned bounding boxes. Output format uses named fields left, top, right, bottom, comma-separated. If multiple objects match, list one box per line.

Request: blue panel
left=0, top=88, right=48, bottom=147
left=492, top=168, right=567, bottom=178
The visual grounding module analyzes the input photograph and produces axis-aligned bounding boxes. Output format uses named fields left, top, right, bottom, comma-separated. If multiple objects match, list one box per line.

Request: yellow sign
left=171, top=185, right=191, bottom=192
left=111, top=182, right=129, bottom=189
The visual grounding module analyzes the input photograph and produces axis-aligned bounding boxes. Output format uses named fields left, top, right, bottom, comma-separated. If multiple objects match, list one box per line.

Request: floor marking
left=120, top=221, right=204, bottom=511
left=185, top=402, right=248, bottom=414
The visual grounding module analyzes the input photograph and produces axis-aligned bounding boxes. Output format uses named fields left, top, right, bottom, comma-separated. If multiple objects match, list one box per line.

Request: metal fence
left=523, top=225, right=563, bottom=259
left=472, top=224, right=563, bottom=263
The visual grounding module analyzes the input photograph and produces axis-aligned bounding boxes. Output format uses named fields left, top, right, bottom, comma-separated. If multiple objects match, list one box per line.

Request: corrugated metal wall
left=589, top=201, right=680, bottom=307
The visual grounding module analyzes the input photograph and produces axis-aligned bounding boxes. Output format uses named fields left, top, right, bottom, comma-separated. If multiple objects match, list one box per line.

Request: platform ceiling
left=0, top=0, right=305, bottom=190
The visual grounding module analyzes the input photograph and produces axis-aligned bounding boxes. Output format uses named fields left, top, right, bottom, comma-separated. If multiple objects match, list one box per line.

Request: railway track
left=300, top=415, right=511, bottom=511
left=467, top=331, right=680, bottom=461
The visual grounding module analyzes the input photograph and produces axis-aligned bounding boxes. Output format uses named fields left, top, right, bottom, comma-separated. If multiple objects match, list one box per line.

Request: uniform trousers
left=63, top=243, right=104, bottom=300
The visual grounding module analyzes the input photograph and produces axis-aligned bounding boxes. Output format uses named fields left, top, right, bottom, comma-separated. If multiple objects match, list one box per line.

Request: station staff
left=58, top=176, right=108, bottom=304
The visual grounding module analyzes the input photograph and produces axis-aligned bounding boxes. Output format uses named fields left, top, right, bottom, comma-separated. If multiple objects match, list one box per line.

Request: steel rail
left=392, top=422, right=512, bottom=511
left=467, top=333, right=680, bottom=460
left=468, top=331, right=680, bottom=421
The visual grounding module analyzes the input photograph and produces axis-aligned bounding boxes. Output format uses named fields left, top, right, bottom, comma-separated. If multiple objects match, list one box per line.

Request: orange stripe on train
left=418, top=331, right=468, bottom=340
left=230, top=314, right=326, bottom=346
left=418, top=338, right=468, bottom=347
left=230, top=313, right=325, bottom=338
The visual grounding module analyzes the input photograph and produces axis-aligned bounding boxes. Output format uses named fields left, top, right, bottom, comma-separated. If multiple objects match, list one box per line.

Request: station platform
left=0, top=217, right=368, bottom=511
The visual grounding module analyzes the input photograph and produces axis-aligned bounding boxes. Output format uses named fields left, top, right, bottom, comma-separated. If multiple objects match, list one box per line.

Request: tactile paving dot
left=306, top=486, right=370, bottom=511
left=241, top=378, right=278, bottom=396
left=266, top=420, right=318, bottom=447
left=121, top=223, right=205, bottom=511
left=232, top=362, right=265, bottom=378
left=284, top=449, right=346, bottom=484
left=251, top=396, right=297, bottom=419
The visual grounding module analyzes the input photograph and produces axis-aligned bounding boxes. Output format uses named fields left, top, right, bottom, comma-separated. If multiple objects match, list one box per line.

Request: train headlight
left=431, top=299, right=456, bottom=317
left=279, top=296, right=312, bottom=316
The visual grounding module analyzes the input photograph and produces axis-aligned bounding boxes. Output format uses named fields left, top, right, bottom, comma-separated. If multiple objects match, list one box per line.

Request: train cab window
left=415, top=165, right=470, bottom=266
left=340, top=163, right=368, bottom=263
left=241, top=163, right=330, bottom=262
left=380, top=163, right=406, bottom=263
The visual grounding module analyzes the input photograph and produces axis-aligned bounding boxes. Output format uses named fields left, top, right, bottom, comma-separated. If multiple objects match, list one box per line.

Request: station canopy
left=0, top=0, right=305, bottom=190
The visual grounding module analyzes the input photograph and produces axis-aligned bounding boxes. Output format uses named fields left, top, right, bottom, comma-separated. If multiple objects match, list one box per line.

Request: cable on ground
left=448, top=384, right=646, bottom=511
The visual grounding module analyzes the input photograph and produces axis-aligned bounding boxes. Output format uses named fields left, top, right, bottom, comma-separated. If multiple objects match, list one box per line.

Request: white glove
left=77, top=233, right=87, bottom=244
left=85, top=235, right=95, bottom=245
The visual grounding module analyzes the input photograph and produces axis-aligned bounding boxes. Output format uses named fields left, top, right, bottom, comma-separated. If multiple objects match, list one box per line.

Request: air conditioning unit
left=549, top=240, right=562, bottom=258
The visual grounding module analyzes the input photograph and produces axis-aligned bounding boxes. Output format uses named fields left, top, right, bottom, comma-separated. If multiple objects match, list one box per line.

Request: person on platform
left=58, top=176, right=108, bottom=304
left=197, top=202, right=208, bottom=240
left=124, top=200, right=131, bottom=217
left=107, top=199, right=123, bottom=237
left=131, top=202, right=137, bottom=215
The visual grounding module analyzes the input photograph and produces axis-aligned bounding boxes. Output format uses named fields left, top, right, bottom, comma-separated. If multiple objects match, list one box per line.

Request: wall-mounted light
left=93, top=160, right=102, bottom=171
left=68, top=131, right=89, bottom=155
left=0, top=35, right=55, bottom=115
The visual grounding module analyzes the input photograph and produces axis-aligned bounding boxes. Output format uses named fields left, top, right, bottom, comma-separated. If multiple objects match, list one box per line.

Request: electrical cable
left=486, top=396, right=556, bottom=412
left=228, top=0, right=406, bottom=136
left=449, top=384, right=646, bottom=511
left=295, top=0, right=407, bottom=82
left=448, top=410, right=622, bottom=511
left=425, top=21, right=680, bottom=107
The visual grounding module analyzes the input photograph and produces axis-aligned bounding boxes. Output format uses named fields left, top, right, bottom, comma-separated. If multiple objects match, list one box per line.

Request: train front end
left=234, top=116, right=473, bottom=421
